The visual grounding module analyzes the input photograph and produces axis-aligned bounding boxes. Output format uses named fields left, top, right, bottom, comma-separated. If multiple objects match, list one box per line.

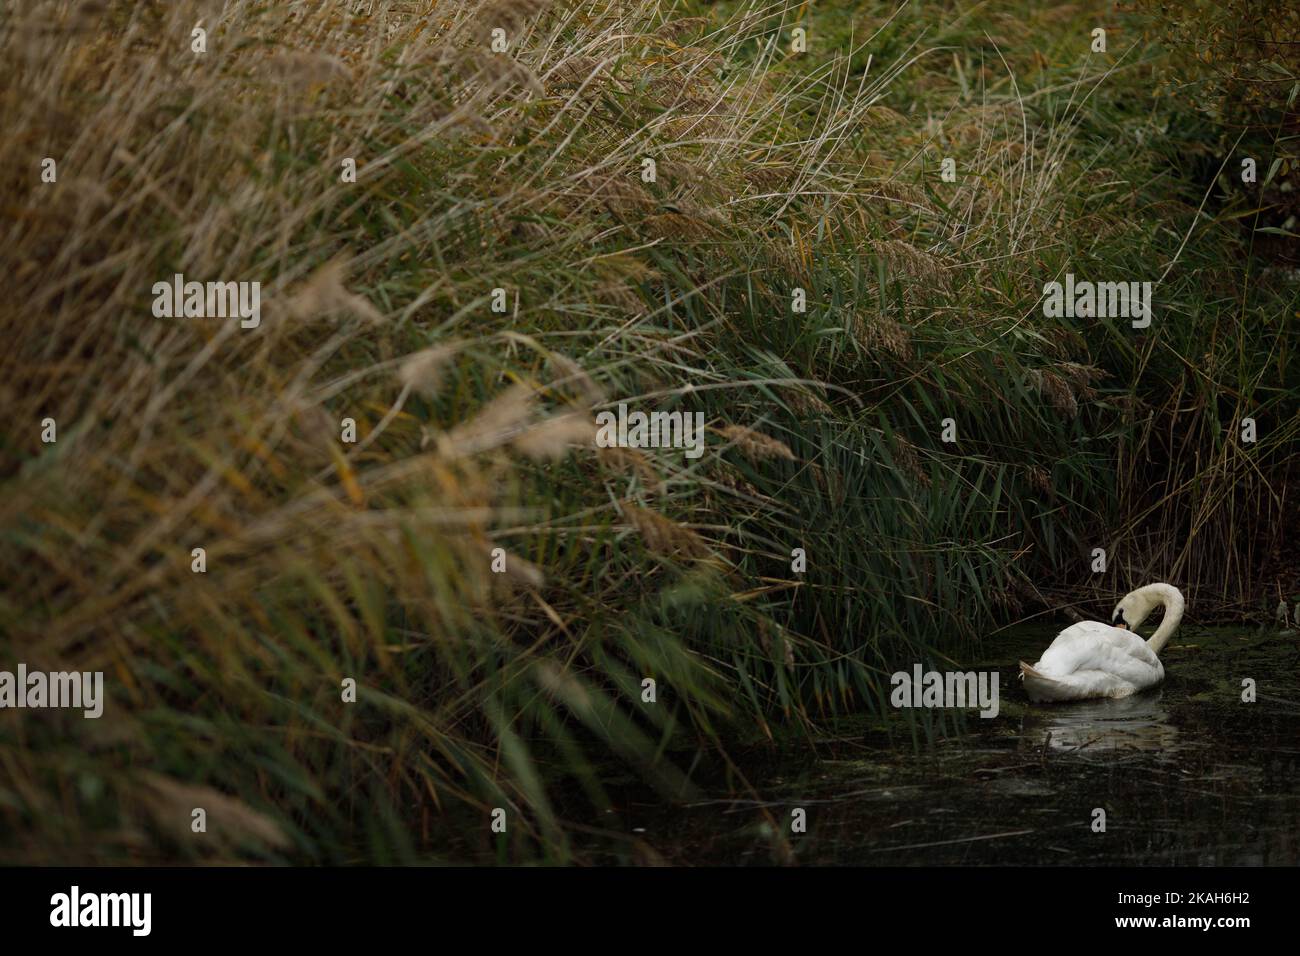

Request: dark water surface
left=611, top=625, right=1300, bottom=865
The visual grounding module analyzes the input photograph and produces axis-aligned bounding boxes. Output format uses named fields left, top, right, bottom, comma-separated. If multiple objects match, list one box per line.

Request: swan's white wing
left=1033, top=621, right=1163, bottom=689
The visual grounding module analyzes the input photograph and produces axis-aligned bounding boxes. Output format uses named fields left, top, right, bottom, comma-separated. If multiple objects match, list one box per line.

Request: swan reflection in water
left=1018, top=690, right=1185, bottom=758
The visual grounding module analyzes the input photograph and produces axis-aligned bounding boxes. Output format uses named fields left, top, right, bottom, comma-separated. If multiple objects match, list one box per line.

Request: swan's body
left=1020, top=622, right=1163, bottom=701
left=1020, top=583, right=1184, bottom=702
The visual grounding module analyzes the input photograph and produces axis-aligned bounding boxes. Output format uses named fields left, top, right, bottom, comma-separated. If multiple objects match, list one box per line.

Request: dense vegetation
left=1, top=0, right=1295, bottom=864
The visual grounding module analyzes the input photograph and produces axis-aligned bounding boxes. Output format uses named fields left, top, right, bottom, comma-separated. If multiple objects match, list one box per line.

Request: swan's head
left=1111, top=583, right=1183, bottom=631
left=1111, top=591, right=1155, bottom=630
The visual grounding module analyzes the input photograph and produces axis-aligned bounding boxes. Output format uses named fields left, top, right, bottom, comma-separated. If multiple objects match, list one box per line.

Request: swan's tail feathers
left=1019, top=661, right=1065, bottom=702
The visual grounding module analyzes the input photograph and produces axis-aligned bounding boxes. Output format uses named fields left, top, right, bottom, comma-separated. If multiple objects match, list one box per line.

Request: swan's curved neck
left=1145, top=585, right=1185, bottom=655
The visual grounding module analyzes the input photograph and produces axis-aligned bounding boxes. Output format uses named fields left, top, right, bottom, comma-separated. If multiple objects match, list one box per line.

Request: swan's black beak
left=1112, top=611, right=1127, bottom=629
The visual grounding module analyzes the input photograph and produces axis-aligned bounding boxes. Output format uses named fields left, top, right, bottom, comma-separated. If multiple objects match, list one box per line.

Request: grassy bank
left=1, top=0, right=1295, bottom=863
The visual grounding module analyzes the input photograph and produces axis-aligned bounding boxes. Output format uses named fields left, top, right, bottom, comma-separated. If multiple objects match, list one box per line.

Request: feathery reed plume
left=654, top=18, right=708, bottom=42
left=512, top=412, right=596, bottom=460
left=1030, top=368, right=1080, bottom=417
left=598, top=446, right=665, bottom=494
left=399, top=343, right=464, bottom=397
left=441, top=383, right=537, bottom=457
left=853, top=313, right=914, bottom=362
left=137, top=773, right=290, bottom=853
left=871, top=239, right=954, bottom=290
left=618, top=502, right=709, bottom=559
left=717, top=424, right=796, bottom=462
left=485, top=543, right=546, bottom=589
left=890, top=435, right=931, bottom=488
left=786, top=387, right=832, bottom=416
left=282, top=256, right=384, bottom=324
left=547, top=352, right=605, bottom=407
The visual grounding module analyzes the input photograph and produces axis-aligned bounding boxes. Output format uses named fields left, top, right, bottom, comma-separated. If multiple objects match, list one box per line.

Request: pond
left=603, top=625, right=1300, bottom=865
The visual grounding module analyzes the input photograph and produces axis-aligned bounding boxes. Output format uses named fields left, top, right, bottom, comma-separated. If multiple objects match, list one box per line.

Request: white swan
left=1019, top=583, right=1185, bottom=702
